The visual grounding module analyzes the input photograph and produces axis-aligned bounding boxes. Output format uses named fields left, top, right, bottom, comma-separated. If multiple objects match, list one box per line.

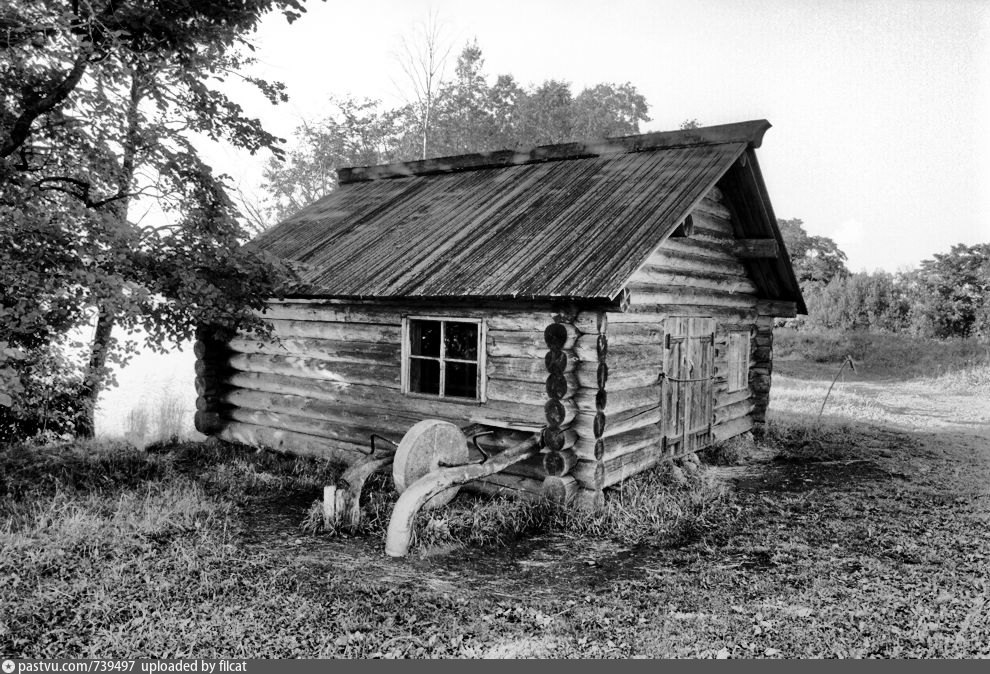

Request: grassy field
left=2, top=330, right=989, bottom=658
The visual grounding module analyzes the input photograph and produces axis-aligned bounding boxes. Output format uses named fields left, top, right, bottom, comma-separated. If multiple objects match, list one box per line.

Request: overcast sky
left=209, top=0, right=990, bottom=274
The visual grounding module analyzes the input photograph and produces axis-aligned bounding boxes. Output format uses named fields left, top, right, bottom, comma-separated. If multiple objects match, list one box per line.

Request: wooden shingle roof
left=250, top=120, right=804, bottom=310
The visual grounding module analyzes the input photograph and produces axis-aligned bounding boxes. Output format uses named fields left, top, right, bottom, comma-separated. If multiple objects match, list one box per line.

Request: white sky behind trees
left=207, top=0, right=990, bottom=274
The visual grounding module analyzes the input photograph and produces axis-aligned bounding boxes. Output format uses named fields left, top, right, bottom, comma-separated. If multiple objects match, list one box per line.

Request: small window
left=403, top=317, right=484, bottom=401
left=727, top=331, right=750, bottom=393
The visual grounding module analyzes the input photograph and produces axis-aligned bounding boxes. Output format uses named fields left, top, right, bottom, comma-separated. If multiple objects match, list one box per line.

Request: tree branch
left=0, top=52, right=90, bottom=159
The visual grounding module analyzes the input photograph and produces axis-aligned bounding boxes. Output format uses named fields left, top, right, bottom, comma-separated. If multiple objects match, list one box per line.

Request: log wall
left=594, top=185, right=769, bottom=489
left=196, top=300, right=587, bottom=500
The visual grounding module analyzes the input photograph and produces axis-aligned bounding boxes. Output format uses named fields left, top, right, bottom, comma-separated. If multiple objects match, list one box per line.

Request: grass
left=773, top=327, right=990, bottom=385
left=303, top=459, right=733, bottom=551
left=3, top=330, right=989, bottom=658
left=4, top=418, right=988, bottom=658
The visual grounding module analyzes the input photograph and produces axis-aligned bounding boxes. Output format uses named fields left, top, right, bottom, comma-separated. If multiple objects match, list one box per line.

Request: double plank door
left=661, top=316, right=715, bottom=454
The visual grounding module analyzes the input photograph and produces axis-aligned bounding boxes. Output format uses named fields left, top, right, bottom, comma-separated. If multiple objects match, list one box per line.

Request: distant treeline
left=779, top=219, right=989, bottom=340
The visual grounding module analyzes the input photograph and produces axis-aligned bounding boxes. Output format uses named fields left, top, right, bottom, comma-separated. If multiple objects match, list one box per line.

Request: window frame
left=401, top=316, right=487, bottom=403
left=726, top=329, right=751, bottom=393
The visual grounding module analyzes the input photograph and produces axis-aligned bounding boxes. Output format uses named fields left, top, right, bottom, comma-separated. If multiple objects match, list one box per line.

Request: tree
left=909, top=243, right=990, bottom=339
left=260, top=41, right=652, bottom=222
left=777, top=218, right=849, bottom=290
left=392, top=10, right=453, bottom=160
left=808, top=271, right=911, bottom=332
left=1, top=0, right=306, bottom=437
left=260, top=97, right=404, bottom=224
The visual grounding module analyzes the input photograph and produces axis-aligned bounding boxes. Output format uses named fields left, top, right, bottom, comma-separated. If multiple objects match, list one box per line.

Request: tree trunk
left=76, top=68, right=143, bottom=437
left=76, top=306, right=116, bottom=437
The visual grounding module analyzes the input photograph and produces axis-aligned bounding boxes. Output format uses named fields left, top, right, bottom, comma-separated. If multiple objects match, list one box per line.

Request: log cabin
left=194, top=119, right=806, bottom=510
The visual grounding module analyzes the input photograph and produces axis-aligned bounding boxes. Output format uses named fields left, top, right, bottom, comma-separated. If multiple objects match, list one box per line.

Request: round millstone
left=392, top=419, right=469, bottom=508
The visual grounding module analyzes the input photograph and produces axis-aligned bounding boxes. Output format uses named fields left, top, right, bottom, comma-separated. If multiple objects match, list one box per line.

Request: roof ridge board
left=338, top=119, right=771, bottom=185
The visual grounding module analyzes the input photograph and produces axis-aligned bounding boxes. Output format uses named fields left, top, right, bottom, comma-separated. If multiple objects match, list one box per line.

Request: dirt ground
left=234, top=362, right=989, bottom=657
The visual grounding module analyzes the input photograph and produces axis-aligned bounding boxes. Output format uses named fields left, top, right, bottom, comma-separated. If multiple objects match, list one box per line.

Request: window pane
left=445, top=322, right=478, bottom=360
left=445, top=361, right=478, bottom=399
left=409, top=358, right=440, bottom=394
left=410, top=320, right=441, bottom=357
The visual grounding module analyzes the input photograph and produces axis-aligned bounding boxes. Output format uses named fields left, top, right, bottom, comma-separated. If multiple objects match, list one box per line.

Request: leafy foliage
left=1, top=0, right=307, bottom=438
left=909, top=242, right=990, bottom=339
left=777, top=218, right=849, bottom=289
left=808, top=271, right=912, bottom=332
left=778, top=217, right=988, bottom=340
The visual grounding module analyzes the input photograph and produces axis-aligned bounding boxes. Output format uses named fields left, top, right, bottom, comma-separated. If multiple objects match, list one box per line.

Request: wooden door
left=661, top=317, right=715, bottom=455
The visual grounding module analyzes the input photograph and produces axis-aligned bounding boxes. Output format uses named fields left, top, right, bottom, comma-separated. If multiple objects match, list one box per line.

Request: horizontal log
left=542, top=426, right=578, bottom=452
left=646, top=250, right=747, bottom=276
left=545, top=348, right=578, bottom=376
left=225, top=371, right=546, bottom=427
left=266, top=319, right=401, bottom=343
left=225, top=406, right=405, bottom=449
left=656, top=236, right=739, bottom=262
left=756, top=299, right=798, bottom=317
left=194, top=410, right=224, bottom=435
left=543, top=398, right=578, bottom=427
left=603, top=442, right=666, bottom=488
left=622, top=304, right=759, bottom=321
left=628, top=269, right=757, bottom=295
left=601, top=424, right=663, bottom=461
left=601, top=321, right=663, bottom=345
left=543, top=449, right=578, bottom=477
left=731, top=239, right=779, bottom=258
left=489, top=356, right=570, bottom=383
left=594, top=384, right=662, bottom=414
left=263, top=302, right=573, bottom=333
left=714, top=399, right=755, bottom=425
left=258, top=304, right=402, bottom=325
left=222, top=388, right=421, bottom=434
left=194, top=376, right=226, bottom=397
left=626, top=288, right=758, bottom=310
left=541, top=476, right=578, bottom=504
left=545, top=372, right=578, bottom=400
left=574, top=404, right=661, bottom=439
left=544, top=322, right=579, bottom=349
left=194, top=340, right=220, bottom=360
left=498, top=453, right=547, bottom=482
left=219, top=421, right=367, bottom=463
left=713, top=415, right=754, bottom=443
left=572, top=437, right=605, bottom=461
left=571, top=459, right=604, bottom=490
left=464, top=473, right=547, bottom=502
left=574, top=339, right=662, bottom=367
left=487, top=378, right=551, bottom=408
left=714, top=388, right=751, bottom=409
left=573, top=311, right=606, bottom=335
left=575, top=366, right=655, bottom=390
left=227, top=352, right=401, bottom=388
left=689, top=208, right=734, bottom=236
left=228, top=335, right=399, bottom=364
left=488, top=331, right=562, bottom=359
left=695, top=191, right=731, bottom=219
left=573, top=361, right=615, bottom=390
left=194, top=359, right=231, bottom=378
left=195, top=395, right=225, bottom=413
